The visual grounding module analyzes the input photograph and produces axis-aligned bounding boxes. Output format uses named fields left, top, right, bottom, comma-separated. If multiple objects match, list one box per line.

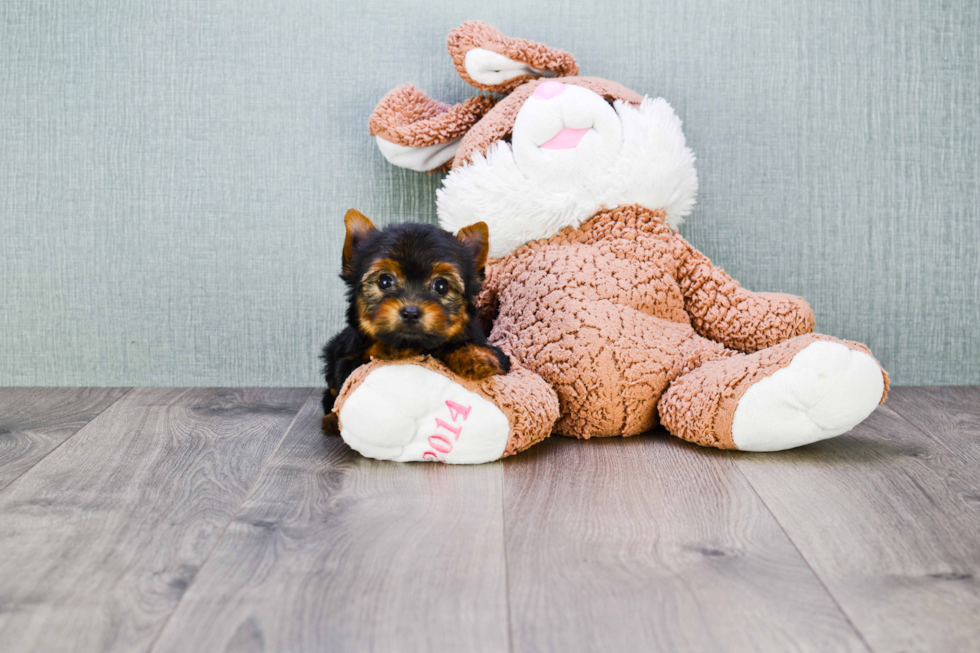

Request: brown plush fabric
left=477, top=204, right=869, bottom=442
left=333, top=354, right=559, bottom=458
left=368, top=83, right=497, bottom=147
left=658, top=334, right=889, bottom=449
left=447, top=21, right=579, bottom=93
left=451, top=76, right=644, bottom=169
left=674, top=238, right=816, bottom=353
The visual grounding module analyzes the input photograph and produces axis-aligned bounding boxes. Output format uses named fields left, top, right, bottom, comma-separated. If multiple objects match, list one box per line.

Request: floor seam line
left=0, top=387, right=135, bottom=496
left=144, top=387, right=315, bottom=653
left=725, top=449, right=876, bottom=653
left=501, top=464, right=515, bottom=653
left=884, top=389, right=970, bottom=460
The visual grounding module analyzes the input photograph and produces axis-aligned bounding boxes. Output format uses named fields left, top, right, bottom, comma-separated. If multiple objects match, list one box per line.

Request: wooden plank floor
left=0, top=387, right=977, bottom=652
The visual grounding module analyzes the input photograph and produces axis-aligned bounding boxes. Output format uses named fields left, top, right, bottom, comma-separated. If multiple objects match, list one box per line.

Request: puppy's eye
left=431, top=278, right=450, bottom=296
left=377, top=274, right=395, bottom=290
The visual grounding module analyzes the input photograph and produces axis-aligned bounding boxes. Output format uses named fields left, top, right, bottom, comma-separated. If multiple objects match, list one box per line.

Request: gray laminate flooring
left=0, top=387, right=977, bottom=652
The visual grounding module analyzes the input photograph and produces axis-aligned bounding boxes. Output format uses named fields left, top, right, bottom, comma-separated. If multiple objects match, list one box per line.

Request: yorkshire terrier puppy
left=321, top=209, right=510, bottom=430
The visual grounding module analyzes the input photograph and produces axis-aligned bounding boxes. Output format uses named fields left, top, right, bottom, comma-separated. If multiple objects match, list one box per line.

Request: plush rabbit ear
left=447, top=21, right=579, bottom=93
left=369, top=84, right=497, bottom=172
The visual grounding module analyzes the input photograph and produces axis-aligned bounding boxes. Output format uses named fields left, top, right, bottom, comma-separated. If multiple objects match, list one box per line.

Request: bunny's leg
left=332, top=355, right=558, bottom=464
left=494, top=298, right=731, bottom=440
left=658, top=334, right=888, bottom=451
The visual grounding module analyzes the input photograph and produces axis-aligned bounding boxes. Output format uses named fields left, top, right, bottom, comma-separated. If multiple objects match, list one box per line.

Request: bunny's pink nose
left=533, top=80, right=566, bottom=99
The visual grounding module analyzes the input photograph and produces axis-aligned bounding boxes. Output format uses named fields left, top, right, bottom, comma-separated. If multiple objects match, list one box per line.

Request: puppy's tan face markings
left=429, top=262, right=464, bottom=293
left=358, top=258, right=469, bottom=341
left=427, top=262, right=468, bottom=339
left=357, top=258, right=405, bottom=337
left=358, top=259, right=403, bottom=304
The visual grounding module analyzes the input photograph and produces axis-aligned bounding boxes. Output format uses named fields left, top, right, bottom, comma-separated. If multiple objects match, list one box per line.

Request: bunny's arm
left=672, top=233, right=815, bottom=353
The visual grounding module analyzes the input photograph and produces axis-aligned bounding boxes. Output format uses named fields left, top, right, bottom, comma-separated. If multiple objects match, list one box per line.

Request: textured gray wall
left=2, top=0, right=978, bottom=386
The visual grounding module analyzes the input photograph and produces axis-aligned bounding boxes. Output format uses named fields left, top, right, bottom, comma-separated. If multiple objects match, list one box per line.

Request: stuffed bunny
left=332, top=21, right=888, bottom=464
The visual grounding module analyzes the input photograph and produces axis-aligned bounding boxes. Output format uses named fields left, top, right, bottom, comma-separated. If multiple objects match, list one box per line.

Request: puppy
left=321, top=209, right=510, bottom=430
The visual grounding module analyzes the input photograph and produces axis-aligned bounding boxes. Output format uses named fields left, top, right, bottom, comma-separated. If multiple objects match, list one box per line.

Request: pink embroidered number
left=434, top=418, right=461, bottom=440
left=422, top=400, right=472, bottom=462
left=428, top=434, right=453, bottom=454
left=445, top=400, right=471, bottom=422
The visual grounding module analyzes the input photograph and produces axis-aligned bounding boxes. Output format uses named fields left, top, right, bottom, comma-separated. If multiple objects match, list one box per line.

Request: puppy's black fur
left=321, top=210, right=510, bottom=424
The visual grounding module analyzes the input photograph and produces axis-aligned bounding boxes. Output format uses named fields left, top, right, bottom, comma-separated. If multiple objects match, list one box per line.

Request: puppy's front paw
left=442, top=343, right=511, bottom=380
left=321, top=412, right=341, bottom=435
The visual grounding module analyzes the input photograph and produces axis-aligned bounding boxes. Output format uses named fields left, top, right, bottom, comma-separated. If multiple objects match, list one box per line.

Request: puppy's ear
left=343, top=209, right=377, bottom=274
left=369, top=84, right=497, bottom=173
left=447, top=21, right=579, bottom=94
left=457, top=222, right=490, bottom=271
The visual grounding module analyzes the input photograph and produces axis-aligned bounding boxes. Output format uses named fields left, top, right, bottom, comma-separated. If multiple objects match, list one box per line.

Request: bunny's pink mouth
left=539, top=127, right=590, bottom=150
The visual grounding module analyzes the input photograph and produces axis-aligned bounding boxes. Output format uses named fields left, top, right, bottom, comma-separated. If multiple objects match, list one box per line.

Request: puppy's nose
left=400, top=306, right=422, bottom=323
left=533, top=80, right=566, bottom=99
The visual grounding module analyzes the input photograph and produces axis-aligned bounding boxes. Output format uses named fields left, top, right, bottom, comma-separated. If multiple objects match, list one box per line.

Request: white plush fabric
left=375, top=135, right=461, bottom=172
left=438, top=91, right=699, bottom=258
left=731, top=342, right=885, bottom=452
left=511, top=84, right=624, bottom=191
left=339, top=364, right=511, bottom=464
left=463, top=48, right=555, bottom=86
